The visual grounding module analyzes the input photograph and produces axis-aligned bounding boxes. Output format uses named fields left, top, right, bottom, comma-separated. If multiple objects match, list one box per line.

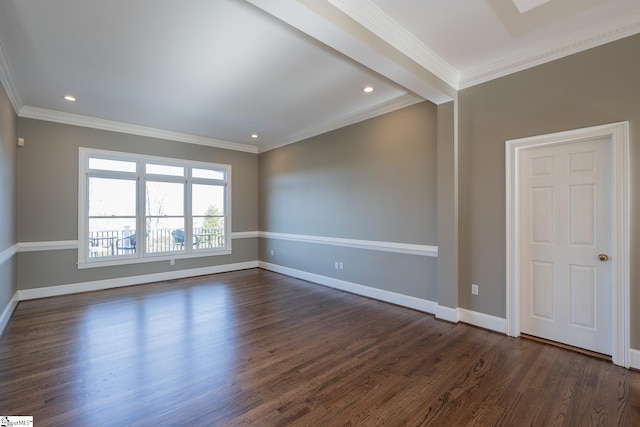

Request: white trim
left=261, top=93, right=424, bottom=152
left=0, top=244, right=18, bottom=265
left=0, top=292, right=19, bottom=336
left=77, top=147, right=233, bottom=268
left=630, top=349, right=640, bottom=370
left=260, top=231, right=437, bottom=257
left=460, top=11, right=640, bottom=89
left=323, top=0, right=640, bottom=92
left=19, top=94, right=421, bottom=155
left=506, top=122, right=630, bottom=367
left=18, top=240, right=78, bottom=252
left=0, top=38, right=22, bottom=113
left=76, top=250, right=234, bottom=270
left=259, top=261, right=437, bottom=314
left=259, top=261, right=511, bottom=334
left=512, top=0, right=551, bottom=14
left=326, top=0, right=459, bottom=89
left=19, top=106, right=258, bottom=154
left=231, top=231, right=260, bottom=239
left=13, top=232, right=257, bottom=256
left=18, top=261, right=258, bottom=301
left=458, top=308, right=508, bottom=334
left=435, top=305, right=459, bottom=323
left=11, top=232, right=436, bottom=258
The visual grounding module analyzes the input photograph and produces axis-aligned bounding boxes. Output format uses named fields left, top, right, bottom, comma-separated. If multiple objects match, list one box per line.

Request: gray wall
left=259, top=101, right=438, bottom=301
left=15, top=118, right=259, bottom=290
left=436, top=101, right=457, bottom=309
left=0, top=83, right=17, bottom=312
left=458, top=34, right=640, bottom=346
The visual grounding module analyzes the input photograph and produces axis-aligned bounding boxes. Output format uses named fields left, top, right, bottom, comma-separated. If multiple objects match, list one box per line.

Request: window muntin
left=79, top=148, right=231, bottom=267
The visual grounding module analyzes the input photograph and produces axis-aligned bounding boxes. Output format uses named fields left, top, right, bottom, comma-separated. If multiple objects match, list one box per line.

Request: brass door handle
left=598, top=254, right=609, bottom=262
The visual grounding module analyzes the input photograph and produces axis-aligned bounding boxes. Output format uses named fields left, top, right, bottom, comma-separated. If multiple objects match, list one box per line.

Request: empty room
left=1, top=0, right=639, bottom=425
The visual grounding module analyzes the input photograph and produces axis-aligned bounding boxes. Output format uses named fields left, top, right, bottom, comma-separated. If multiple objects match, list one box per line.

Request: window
left=78, top=148, right=231, bottom=268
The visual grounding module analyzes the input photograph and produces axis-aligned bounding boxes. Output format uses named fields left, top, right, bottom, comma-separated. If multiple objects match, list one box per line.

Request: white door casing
left=506, top=122, right=629, bottom=367
left=519, top=138, right=611, bottom=354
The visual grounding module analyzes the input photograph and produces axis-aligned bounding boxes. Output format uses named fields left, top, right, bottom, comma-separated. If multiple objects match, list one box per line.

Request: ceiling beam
left=245, top=0, right=456, bottom=105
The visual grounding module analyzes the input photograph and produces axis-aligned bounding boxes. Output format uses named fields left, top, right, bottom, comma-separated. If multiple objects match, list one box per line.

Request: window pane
left=192, top=168, right=225, bottom=180
left=89, top=177, right=136, bottom=217
left=89, top=158, right=136, bottom=173
left=146, top=181, right=184, bottom=216
left=193, top=218, right=225, bottom=250
left=146, top=217, right=185, bottom=253
left=192, top=184, right=225, bottom=216
left=146, top=163, right=185, bottom=177
left=88, top=219, right=136, bottom=258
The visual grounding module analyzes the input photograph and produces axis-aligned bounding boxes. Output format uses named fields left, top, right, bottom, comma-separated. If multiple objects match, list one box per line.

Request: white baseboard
left=458, top=308, right=508, bottom=334
left=259, top=262, right=512, bottom=336
left=0, top=292, right=19, bottom=336
left=259, top=261, right=438, bottom=314
left=7, top=260, right=629, bottom=365
left=630, top=349, right=640, bottom=370
left=435, top=305, right=459, bottom=323
left=18, top=261, right=258, bottom=301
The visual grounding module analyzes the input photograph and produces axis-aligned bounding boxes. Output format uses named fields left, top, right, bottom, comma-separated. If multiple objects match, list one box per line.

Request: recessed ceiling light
left=363, top=86, right=374, bottom=93
left=251, top=134, right=259, bottom=139
left=63, top=95, right=76, bottom=102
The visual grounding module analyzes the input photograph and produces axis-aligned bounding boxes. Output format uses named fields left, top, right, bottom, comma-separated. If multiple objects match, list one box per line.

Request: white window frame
left=78, top=148, right=232, bottom=269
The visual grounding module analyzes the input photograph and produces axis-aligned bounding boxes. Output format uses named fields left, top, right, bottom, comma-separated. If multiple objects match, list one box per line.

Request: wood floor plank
left=0, top=268, right=638, bottom=426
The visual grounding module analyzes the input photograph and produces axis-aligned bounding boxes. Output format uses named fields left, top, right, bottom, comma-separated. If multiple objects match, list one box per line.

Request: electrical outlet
left=471, top=284, right=479, bottom=295
left=339, top=262, right=344, bottom=270
left=170, top=259, right=175, bottom=266
left=335, top=261, right=339, bottom=269
left=270, top=250, right=274, bottom=256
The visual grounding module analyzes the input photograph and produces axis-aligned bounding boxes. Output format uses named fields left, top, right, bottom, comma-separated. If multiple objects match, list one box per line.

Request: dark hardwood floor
left=1, top=268, right=638, bottom=426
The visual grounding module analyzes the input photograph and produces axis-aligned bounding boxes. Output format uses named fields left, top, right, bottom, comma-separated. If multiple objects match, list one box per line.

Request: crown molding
left=327, top=0, right=460, bottom=89
left=5, top=2, right=639, bottom=148
left=18, top=106, right=258, bottom=154
left=460, top=10, right=640, bottom=89
left=259, top=93, right=423, bottom=153
left=0, top=38, right=22, bottom=113
left=328, top=0, right=640, bottom=91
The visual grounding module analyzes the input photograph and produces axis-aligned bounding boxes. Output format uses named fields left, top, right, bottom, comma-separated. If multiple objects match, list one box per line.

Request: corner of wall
left=0, top=290, right=18, bottom=336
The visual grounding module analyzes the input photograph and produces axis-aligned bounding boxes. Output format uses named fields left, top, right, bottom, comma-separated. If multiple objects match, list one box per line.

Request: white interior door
left=519, top=137, right=612, bottom=355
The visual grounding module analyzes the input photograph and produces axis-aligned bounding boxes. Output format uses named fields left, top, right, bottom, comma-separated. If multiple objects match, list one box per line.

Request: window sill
left=77, top=249, right=232, bottom=269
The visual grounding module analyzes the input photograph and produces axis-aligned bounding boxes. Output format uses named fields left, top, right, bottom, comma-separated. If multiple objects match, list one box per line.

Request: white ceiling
left=0, top=0, right=638, bottom=153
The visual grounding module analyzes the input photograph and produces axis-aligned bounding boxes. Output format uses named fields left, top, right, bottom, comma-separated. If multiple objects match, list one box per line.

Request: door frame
left=506, top=122, right=630, bottom=367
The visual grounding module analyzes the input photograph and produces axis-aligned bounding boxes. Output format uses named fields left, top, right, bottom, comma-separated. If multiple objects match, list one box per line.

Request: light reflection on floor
left=75, top=283, right=237, bottom=423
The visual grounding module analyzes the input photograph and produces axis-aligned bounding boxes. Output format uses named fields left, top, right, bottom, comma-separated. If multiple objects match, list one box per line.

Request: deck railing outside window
left=88, top=227, right=225, bottom=258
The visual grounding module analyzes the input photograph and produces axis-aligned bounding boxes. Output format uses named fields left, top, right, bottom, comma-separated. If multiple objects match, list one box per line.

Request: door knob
left=598, top=253, right=609, bottom=262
